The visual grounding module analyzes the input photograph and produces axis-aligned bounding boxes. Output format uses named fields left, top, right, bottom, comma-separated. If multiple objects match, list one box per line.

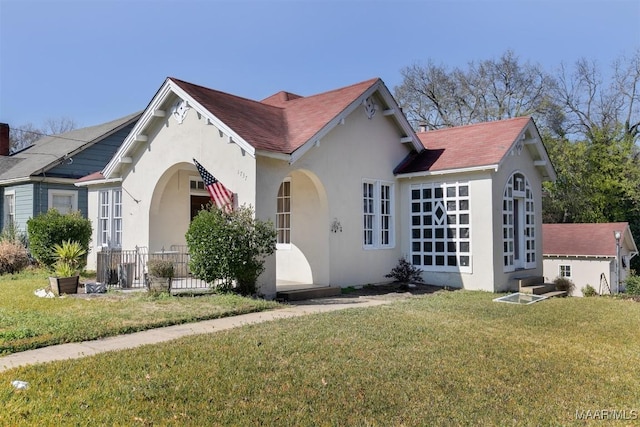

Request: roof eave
left=103, top=79, right=257, bottom=179
left=396, top=164, right=499, bottom=179
left=74, top=177, right=123, bottom=187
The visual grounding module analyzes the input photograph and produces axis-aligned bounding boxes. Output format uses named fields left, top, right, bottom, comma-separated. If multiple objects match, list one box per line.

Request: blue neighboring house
left=0, top=112, right=141, bottom=234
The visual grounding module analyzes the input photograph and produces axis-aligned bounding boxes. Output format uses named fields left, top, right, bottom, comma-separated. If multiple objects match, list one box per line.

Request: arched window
left=502, top=172, right=535, bottom=271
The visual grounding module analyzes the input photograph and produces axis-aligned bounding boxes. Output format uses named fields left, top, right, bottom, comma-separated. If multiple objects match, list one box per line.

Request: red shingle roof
left=170, top=77, right=380, bottom=154
left=542, top=223, right=630, bottom=257
left=395, top=117, right=532, bottom=174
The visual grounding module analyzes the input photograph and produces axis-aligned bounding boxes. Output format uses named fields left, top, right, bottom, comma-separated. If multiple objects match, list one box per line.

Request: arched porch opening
left=275, top=168, right=330, bottom=289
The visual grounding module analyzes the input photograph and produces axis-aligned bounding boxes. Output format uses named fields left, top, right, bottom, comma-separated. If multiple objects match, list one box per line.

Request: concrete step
left=516, top=276, right=545, bottom=288
left=276, top=286, right=342, bottom=302
left=540, top=290, right=567, bottom=298
left=520, top=283, right=556, bottom=295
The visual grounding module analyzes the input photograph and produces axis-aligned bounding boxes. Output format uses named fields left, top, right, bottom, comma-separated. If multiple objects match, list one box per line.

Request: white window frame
left=276, top=179, right=291, bottom=249
left=3, top=190, right=15, bottom=228
left=409, top=181, right=471, bottom=273
left=48, top=189, right=77, bottom=214
left=362, top=180, right=395, bottom=249
left=559, top=264, right=571, bottom=278
left=502, top=172, right=536, bottom=272
left=98, top=188, right=123, bottom=249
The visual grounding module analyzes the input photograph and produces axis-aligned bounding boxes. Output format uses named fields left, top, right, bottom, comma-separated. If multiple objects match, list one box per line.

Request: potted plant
left=49, top=240, right=86, bottom=296
left=146, top=259, right=174, bottom=294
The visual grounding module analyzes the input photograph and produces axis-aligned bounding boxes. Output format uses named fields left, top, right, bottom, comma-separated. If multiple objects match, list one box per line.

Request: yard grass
left=0, top=269, right=280, bottom=355
left=2, top=290, right=639, bottom=425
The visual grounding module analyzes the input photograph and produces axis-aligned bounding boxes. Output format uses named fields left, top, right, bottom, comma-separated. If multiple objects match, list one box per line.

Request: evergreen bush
left=185, top=205, right=276, bottom=296
left=624, top=274, right=640, bottom=295
left=554, top=276, right=575, bottom=295
left=581, top=284, right=597, bottom=297
left=385, top=257, right=425, bottom=284
left=27, top=210, right=91, bottom=268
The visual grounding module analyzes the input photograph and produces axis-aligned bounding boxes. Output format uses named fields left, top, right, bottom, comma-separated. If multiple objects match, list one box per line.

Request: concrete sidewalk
left=0, top=296, right=394, bottom=373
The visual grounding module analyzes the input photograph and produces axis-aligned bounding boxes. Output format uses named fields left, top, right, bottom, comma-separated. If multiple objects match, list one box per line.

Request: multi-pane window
left=410, top=182, right=471, bottom=272
left=3, top=191, right=15, bottom=228
left=276, top=180, right=291, bottom=247
left=559, top=265, right=571, bottom=278
left=503, top=172, right=535, bottom=271
left=363, top=180, right=394, bottom=248
left=98, top=189, right=123, bottom=248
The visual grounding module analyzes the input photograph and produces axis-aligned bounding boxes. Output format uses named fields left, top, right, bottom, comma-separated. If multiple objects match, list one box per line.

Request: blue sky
left=1, top=0, right=639, bottom=129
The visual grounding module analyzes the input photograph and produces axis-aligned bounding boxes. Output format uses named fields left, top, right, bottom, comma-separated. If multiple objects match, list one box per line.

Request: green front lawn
left=2, top=290, right=639, bottom=425
left=0, top=269, right=280, bottom=355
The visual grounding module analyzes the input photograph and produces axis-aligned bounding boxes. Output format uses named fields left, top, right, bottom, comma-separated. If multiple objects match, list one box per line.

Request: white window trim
left=409, top=181, right=472, bottom=273
left=502, top=172, right=536, bottom=272
left=3, top=190, right=15, bottom=227
left=276, top=179, right=291, bottom=250
left=362, top=179, right=395, bottom=250
left=48, top=189, right=78, bottom=214
left=559, top=264, right=571, bottom=278
left=98, top=188, right=123, bottom=249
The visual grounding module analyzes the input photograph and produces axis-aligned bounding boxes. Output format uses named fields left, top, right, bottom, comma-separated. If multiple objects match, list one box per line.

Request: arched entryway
left=276, top=169, right=330, bottom=288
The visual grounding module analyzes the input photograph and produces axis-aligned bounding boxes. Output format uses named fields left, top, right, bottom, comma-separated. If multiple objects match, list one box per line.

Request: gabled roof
left=542, top=222, right=638, bottom=257
left=103, top=77, right=421, bottom=179
left=394, top=117, right=555, bottom=180
left=0, top=112, right=141, bottom=184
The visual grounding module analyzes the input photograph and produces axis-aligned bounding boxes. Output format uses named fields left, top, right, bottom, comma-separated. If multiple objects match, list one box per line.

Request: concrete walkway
left=0, top=295, right=395, bottom=373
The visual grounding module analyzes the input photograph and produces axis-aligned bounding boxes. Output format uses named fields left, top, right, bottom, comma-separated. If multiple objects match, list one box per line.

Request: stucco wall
left=491, top=143, right=546, bottom=292
left=257, top=96, right=411, bottom=287
left=119, top=102, right=257, bottom=256
left=398, top=171, right=496, bottom=291
left=543, top=257, right=613, bottom=296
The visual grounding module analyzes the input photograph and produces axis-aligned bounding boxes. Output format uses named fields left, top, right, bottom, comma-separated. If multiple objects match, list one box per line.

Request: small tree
left=385, top=257, right=425, bottom=285
left=27, top=209, right=92, bottom=268
left=185, top=205, right=276, bottom=296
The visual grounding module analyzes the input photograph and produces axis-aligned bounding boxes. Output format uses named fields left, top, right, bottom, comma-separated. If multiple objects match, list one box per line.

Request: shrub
left=582, top=284, right=597, bottom=297
left=385, top=257, right=425, bottom=284
left=185, top=205, right=276, bottom=296
left=624, top=274, right=640, bottom=295
left=27, top=209, right=91, bottom=267
left=0, top=240, right=30, bottom=274
left=554, top=276, right=575, bottom=295
left=0, top=222, right=28, bottom=246
left=147, top=259, right=175, bottom=278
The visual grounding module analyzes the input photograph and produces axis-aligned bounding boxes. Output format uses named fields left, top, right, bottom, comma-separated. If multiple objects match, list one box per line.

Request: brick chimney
left=0, top=123, right=9, bottom=156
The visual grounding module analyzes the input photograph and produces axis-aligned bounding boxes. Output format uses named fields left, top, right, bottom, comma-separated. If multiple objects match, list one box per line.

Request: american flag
left=193, top=158, right=234, bottom=212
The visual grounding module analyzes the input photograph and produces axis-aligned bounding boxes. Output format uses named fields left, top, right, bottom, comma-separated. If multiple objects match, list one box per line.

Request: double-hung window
left=3, top=190, right=15, bottom=228
left=276, top=179, right=291, bottom=248
left=362, top=180, right=394, bottom=249
left=98, top=188, right=123, bottom=248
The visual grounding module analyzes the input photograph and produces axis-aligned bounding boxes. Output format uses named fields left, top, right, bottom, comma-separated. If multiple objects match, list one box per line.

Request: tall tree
left=394, top=50, right=555, bottom=130
left=8, top=117, right=78, bottom=153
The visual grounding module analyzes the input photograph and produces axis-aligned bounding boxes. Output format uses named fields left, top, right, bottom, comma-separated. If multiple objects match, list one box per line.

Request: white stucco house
left=77, top=77, right=555, bottom=298
left=542, top=222, right=638, bottom=296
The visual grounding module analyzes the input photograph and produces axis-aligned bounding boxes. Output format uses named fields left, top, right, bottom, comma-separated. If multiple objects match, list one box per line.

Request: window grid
left=99, top=191, right=110, bottom=246
left=276, top=180, right=291, bottom=246
left=363, top=181, right=394, bottom=249
left=410, top=182, right=471, bottom=272
left=113, top=190, right=123, bottom=247
left=559, top=265, right=571, bottom=278
left=503, top=173, right=535, bottom=271
left=363, top=182, right=375, bottom=246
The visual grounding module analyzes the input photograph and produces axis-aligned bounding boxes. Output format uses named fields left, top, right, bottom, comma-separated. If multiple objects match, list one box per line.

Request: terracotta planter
left=146, top=275, right=172, bottom=293
left=49, top=276, right=80, bottom=296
